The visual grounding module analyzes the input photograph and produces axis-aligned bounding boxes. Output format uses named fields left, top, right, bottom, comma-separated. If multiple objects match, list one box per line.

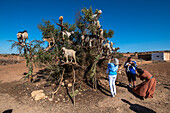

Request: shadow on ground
left=122, top=99, right=156, bottom=113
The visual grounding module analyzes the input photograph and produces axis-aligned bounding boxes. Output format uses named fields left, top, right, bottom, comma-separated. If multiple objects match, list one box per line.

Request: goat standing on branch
left=17, top=30, right=28, bottom=44
left=62, top=47, right=76, bottom=63
left=92, top=10, right=102, bottom=25
left=43, top=37, right=55, bottom=51
left=81, top=35, right=85, bottom=46
left=110, top=42, right=120, bottom=52
left=102, top=40, right=112, bottom=56
left=59, top=16, right=63, bottom=24
left=61, top=31, right=74, bottom=40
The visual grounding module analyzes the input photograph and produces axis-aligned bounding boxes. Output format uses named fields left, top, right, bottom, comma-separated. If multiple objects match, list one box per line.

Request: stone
left=65, top=80, right=68, bottom=83
left=68, top=83, right=72, bottom=87
left=48, top=98, right=53, bottom=101
left=31, top=90, right=46, bottom=101
left=34, top=93, right=46, bottom=101
left=51, top=84, right=56, bottom=87
left=61, top=82, right=64, bottom=86
left=31, top=90, right=43, bottom=97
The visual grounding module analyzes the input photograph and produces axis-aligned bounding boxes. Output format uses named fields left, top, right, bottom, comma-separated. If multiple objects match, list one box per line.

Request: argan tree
left=37, top=6, right=117, bottom=89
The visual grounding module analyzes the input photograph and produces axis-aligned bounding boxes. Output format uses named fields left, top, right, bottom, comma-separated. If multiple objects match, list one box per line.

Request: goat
left=62, top=31, right=74, bottom=39
left=99, top=29, right=103, bottom=39
left=43, top=37, right=55, bottom=47
left=81, top=35, right=85, bottom=46
left=17, top=30, right=28, bottom=44
left=92, top=10, right=102, bottom=25
left=43, top=37, right=55, bottom=51
left=61, top=47, right=76, bottom=63
left=102, top=40, right=112, bottom=55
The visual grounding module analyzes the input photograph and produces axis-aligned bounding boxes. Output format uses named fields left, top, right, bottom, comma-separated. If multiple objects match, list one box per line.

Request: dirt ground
left=0, top=55, right=169, bottom=113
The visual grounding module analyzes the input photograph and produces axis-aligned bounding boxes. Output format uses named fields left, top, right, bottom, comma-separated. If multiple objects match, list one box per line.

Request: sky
left=0, top=0, right=170, bottom=54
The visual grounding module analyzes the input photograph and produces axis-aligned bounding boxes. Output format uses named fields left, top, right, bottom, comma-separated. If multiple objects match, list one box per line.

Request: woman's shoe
left=111, top=95, right=115, bottom=97
left=128, top=84, right=132, bottom=87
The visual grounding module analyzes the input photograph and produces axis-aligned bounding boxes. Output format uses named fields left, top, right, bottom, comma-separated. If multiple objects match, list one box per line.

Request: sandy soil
left=0, top=56, right=169, bottom=113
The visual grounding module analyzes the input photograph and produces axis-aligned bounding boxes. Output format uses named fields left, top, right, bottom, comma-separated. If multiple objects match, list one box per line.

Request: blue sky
left=0, top=0, right=170, bottom=54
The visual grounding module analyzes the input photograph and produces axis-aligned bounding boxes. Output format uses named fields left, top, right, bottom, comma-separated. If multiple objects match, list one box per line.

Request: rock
left=68, top=83, right=72, bottom=87
left=58, top=98, right=60, bottom=101
left=65, top=80, right=69, bottom=83
left=31, top=90, right=46, bottom=101
left=34, top=93, right=46, bottom=101
left=61, top=82, right=64, bottom=86
left=31, top=90, right=43, bottom=97
left=98, top=79, right=109, bottom=87
left=51, top=84, right=56, bottom=87
left=48, top=98, right=53, bottom=101
left=157, top=81, right=161, bottom=84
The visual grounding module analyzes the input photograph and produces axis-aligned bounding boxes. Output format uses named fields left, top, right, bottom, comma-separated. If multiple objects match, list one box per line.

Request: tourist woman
left=106, top=57, right=119, bottom=97
left=124, top=57, right=137, bottom=88
left=132, top=68, right=156, bottom=99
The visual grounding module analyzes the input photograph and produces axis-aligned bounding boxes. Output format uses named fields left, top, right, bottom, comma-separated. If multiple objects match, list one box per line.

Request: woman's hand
left=108, top=58, right=111, bottom=63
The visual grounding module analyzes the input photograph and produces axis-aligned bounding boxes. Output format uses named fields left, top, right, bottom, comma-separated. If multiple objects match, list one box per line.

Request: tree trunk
left=72, top=67, right=76, bottom=105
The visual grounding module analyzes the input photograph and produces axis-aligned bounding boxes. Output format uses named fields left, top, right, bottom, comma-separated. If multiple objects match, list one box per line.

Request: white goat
left=17, top=30, right=28, bottom=44
left=99, top=29, right=103, bottom=39
left=62, top=31, right=74, bottom=38
left=81, top=35, right=85, bottom=46
left=89, top=39, right=93, bottom=47
left=92, top=10, right=102, bottom=25
left=61, top=47, right=76, bottom=63
left=102, top=41, right=112, bottom=55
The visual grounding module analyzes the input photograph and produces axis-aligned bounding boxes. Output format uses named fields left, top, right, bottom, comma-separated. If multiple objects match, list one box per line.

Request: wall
left=138, top=54, right=151, bottom=61
left=151, top=53, right=164, bottom=61
left=164, top=52, right=170, bottom=61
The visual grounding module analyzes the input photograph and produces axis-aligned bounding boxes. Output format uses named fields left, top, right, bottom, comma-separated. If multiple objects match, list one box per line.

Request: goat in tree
left=17, top=30, right=28, bottom=44
left=89, top=39, right=93, bottom=47
left=61, top=47, right=76, bottom=63
left=81, top=35, right=85, bottom=46
left=92, top=10, right=102, bottom=25
left=43, top=37, right=55, bottom=51
left=110, top=42, right=120, bottom=52
left=99, top=29, right=103, bottom=39
left=102, top=40, right=112, bottom=55
left=61, top=31, right=74, bottom=40
left=43, top=37, right=55, bottom=47
left=96, top=20, right=101, bottom=29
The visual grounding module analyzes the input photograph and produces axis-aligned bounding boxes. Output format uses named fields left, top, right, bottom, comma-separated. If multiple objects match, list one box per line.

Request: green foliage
left=103, top=29, right=114, bottom=38
left=3, top=54, right=8, bottom=57
left=38, top=20, right=57, bottom=38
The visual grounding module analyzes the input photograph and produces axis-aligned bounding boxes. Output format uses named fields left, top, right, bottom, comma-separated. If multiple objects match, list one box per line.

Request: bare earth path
left=0, top=60, right=169, bottom=113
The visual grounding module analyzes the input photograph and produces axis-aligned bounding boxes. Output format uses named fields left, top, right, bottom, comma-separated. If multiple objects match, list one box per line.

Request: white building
left=151, top=52, right=170, bottom=61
